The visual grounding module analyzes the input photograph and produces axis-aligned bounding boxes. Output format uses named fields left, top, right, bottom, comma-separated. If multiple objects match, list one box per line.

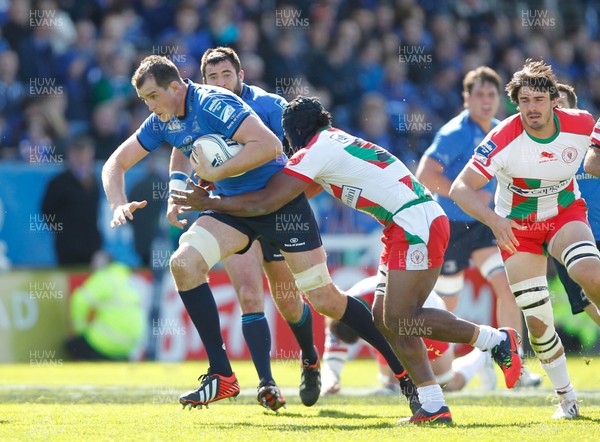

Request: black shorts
left=258, top=237, right=284, bottom=262
left=441, top=220, right=497, bottom=276
left=201, top=193, right=322, bottom=256
left=550, top=239, right=600, bottom=315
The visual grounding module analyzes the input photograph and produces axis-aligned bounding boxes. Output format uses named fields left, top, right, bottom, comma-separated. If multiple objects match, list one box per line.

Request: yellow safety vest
left=70, top=263, right=145, bottom=358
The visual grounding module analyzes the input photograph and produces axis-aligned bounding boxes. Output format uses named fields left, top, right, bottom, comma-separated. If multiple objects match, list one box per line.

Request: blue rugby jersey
left=136, top=79, right=285, bottom=196
left=240, top=83, right=287, bottom=142
left=424, top=109, right=499, bottom=222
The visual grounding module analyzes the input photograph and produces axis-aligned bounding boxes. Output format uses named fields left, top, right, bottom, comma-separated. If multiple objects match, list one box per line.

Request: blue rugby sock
left=242, top=312, right=273, bottom=383
left=179, top=283, right=232, bottom=377
left=288, top=303, right=318, bottom=366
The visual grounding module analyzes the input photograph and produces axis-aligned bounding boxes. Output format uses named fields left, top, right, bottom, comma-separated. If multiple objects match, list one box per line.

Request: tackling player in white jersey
left=450, top=59, right=599, bottom=419
left=172, top=96, right=523, bottom=425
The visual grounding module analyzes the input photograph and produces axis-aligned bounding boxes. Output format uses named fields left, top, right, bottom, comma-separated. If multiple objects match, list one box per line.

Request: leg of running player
left=384, top=263, right=519, bottom=366
left=383, top=267, right=446, bottom=383
left=554, top=222, right=600, bottom=308
left=503, top=249, right=578, bottom=417
left=553, top=254, right=600, bottom=326
left=543, top=220, right=600, bottom=417
left=262, top=246, right=321, bottom=407
left=381, top=266, right=453, bottom=421
left=262, top=252, right=319, bottom=363
left=172, top=216, right=250, bottom=408
left=282, top=247, right=414, bottom=365
left=370, top=292, right=419, bottom=411
left=382, top=262, right=522, bottom=422
left=222, top=241, right=285, bottom=411
left=281, top=246, right=420, bottom=413
left=472, top=247, right=523, bottom=334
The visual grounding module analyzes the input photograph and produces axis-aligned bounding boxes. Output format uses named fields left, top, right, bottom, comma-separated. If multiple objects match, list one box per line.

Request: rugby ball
left=191, top=133, right=244, bottom=173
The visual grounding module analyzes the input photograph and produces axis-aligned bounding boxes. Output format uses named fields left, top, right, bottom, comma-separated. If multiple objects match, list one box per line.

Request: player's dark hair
left=463, top=66, right=501, bottom=95
left=201, top=47, right=242, bottom=79
left=556, top=83, right=578, bottom=109
left=282, top=96, right=332, bottom=150
left=506, top=59, right=559, bottom=104
left=131, top=55, right=183, bottom=90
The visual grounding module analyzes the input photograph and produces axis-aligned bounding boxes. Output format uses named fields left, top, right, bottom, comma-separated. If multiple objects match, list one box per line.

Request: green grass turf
left=0, top=357, right=599, bottom=441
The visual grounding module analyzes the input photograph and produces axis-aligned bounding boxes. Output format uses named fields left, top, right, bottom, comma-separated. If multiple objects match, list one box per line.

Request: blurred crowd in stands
left=2, top=0, right=600, bottom=249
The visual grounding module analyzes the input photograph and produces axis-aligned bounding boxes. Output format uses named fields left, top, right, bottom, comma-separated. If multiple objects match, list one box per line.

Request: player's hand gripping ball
left=191, top=134, right=244, bottom=177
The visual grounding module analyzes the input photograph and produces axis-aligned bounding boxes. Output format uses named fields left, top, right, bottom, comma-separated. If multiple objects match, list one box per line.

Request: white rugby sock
left=541, top=354, right=576, bottom=400
left=417, top=384, right=446, bottom=413
left=472, top=325, right=504, bottom=351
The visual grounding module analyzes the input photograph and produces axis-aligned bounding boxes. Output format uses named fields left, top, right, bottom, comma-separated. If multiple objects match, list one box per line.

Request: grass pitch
left=1, top=357, right=599, bottom=441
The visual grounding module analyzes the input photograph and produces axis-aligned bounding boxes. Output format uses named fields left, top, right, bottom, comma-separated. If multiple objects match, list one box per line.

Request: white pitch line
left=1, top=384, right=599, bottom=403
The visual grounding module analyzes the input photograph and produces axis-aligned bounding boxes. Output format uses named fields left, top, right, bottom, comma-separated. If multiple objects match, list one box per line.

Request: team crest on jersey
left=204, top=98, right=235, bottom=123
left=474, top=139, right=497, bottom=165
left=409, top=250, right=425, bottom=266
left=181, top=135, right=194, bottom=154
left=166, top=119, right=183, bottom=132
left=562, top=147, right=578, bottom=163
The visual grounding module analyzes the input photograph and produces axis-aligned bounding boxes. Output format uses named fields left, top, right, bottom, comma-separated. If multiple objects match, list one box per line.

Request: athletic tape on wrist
left=169, top=171, right=189, bottom=196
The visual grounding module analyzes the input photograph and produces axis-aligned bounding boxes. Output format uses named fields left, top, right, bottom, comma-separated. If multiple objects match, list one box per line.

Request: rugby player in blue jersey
left=102, top=55, right=421, bottom=414
left=552, top=84, right=600, bottom=326
left=168, top=46, right=318, bottom=411
left=416, top=67, right=541, bottom=388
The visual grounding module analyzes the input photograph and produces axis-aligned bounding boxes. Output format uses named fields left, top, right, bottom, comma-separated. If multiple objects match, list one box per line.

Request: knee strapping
left=293, top=262, right=332, bottom=292
left=479, top=252, right=505, bottom=279
left=530, top=328, right=562, bottom=360
left=510, top=276, right=562, bottom=359
left=561, top=241, right=600, bottom=271
left=434, top=274, right=464, bottom=296
left=178, top=224, right=221, bottom=270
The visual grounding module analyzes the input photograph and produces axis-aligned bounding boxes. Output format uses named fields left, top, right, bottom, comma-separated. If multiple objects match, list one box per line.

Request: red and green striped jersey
left=468, top=108, right=595, bottom=222
left=283, top=126, right=436, bottom=227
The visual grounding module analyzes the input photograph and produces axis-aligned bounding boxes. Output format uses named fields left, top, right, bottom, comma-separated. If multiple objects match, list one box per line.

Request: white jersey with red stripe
left=468, top=108, right=595, bottom=222
left=283, top=126, right=442, bottom=227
